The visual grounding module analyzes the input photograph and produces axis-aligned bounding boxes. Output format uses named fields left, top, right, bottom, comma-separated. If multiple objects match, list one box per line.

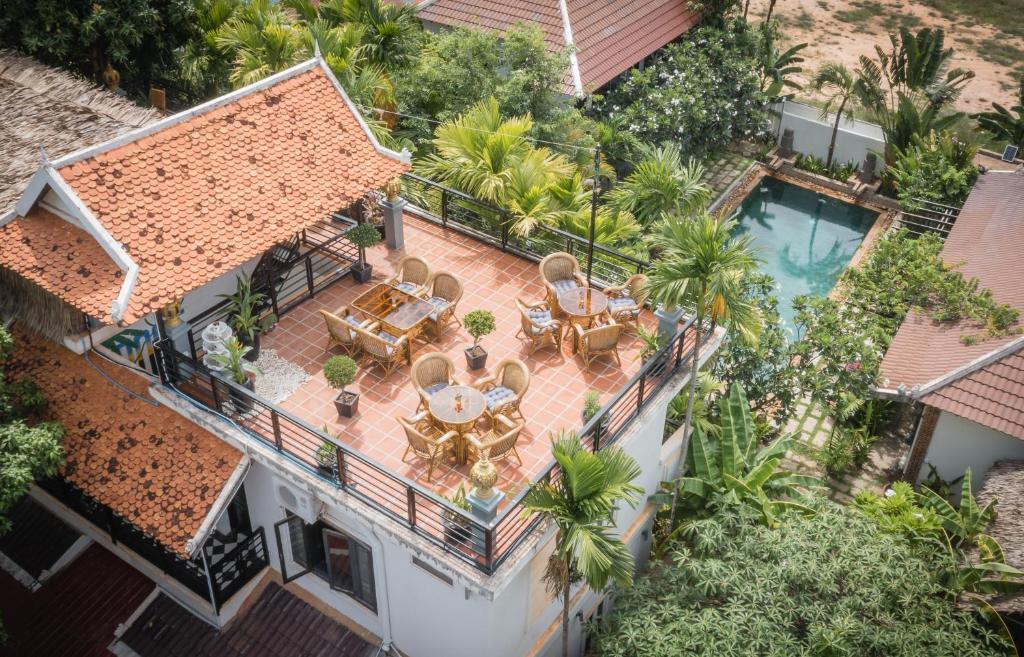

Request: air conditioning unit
left=273, top=476, right=319, bottom=524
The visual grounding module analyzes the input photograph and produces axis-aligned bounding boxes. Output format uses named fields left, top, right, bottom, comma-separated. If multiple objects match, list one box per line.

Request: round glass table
left=557, top=288, right=609, bottom=351
left=428, top=385, right=486, bottom=463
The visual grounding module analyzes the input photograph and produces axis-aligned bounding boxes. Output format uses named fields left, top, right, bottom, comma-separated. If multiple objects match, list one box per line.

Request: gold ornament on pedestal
left=470, top=451, right=498, bottom=500
left=384, top=177, right=401, bottom=201
left=160, top=299, right=184, bottom=329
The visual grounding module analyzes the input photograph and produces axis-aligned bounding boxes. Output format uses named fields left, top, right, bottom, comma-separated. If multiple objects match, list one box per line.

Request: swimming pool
left=734, top=176, right=879, bottom=332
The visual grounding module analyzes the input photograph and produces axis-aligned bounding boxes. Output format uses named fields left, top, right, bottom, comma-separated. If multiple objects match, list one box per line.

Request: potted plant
left=463, top=309, right=496, bottom=370
left=206, top=337, right=261, bottom=414
left=636, top=324, right=662, bottom=364
left=221, top=274, right=267, bottom=361
left=346, top=222, right=382, bottom=283
left=324, top=355, right=359, bottom=417
left=441, top=484, right=479, bottom=549
left=315, top=431, right=339, bottom=478
left=582, top=391, right=601, bottom=423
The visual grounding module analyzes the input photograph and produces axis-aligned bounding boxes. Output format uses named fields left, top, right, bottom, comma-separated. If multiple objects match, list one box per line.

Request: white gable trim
left=314, top=57, right=411, bottom=165
left=11, top=165, right=139, bottom=324
left=558, top=0, right=585, bottom=97
left=914, top=335, right=1024, bottom=398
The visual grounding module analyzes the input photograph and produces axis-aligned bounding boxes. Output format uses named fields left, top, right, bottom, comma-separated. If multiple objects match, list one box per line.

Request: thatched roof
left=0, top=50, right=160, bottom=217
left=977, top=460, right=1024, bottom=613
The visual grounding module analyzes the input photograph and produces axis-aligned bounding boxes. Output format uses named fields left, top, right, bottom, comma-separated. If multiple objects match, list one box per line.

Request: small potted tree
left=463, top=309, right=496, bottom=370
left=221, top=274, right=267, bottom=361
left=315, top=430, right=340, bottom=479
left=346, top=222, right=382, bottom=284
left=207, top=338, right=261, bottom=414
left=324, top=355, right=359, bottom=417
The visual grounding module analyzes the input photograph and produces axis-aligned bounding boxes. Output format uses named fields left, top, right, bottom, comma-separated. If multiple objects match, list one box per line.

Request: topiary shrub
left=323, top=355, right=357, bottom=391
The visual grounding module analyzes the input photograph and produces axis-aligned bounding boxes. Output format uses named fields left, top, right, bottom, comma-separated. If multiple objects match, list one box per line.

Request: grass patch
left=920, top=0, right=1024, bottom=38
left=792, top=9, right=815, bottom=31
left=833, top=0, right=886, bottom=32
left=880, top=12, right=921, bottom=32
left=974, top=36, right=1024, bottom=69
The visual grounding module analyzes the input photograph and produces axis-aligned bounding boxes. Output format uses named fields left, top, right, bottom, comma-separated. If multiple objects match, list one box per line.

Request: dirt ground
left=747, top=0, right=1020, bottom=113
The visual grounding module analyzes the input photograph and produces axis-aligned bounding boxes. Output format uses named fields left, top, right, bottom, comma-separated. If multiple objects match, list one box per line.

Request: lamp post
left=586, top=148, right=600, bottom=287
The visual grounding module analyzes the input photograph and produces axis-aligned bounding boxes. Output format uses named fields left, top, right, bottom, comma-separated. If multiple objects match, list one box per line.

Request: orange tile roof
left=0, top=207, right=123, bottom=319
left=0, top=63, right=408, bottom=324
left=9, top=330, right=243, bottom=556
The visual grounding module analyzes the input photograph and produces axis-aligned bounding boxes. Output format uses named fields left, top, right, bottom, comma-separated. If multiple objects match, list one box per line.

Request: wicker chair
left=474, top=358, right=530, bottom=420
left=319, top=306, right=372, bottom=355
left=398, top=412, right=457, bottom=482
left=514, top=296, right=563, bottom=354
left=353, top=324, right=409, bottom=375
left=574, top=319, right=623, bottom=367
left=423, top=271, right=464, bottom=338
left=467, top=415, right=524, bottom=466
left=411, top=352, right=460, bottom=412
left=538, top=252, right=586, bottom=313
left=603, top=274, right=650, bottom=332
left=386, top=255, right=432, bottom=296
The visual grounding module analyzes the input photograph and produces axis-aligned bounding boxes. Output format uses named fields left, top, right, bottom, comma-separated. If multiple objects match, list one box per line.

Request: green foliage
left=463, top=310, right=496, bottom=345
left=711, top=273, right=797, bottom=427
left=854, top=481, right=943, bottom=538
left=221, top=274, right=266, bottom=342
left=653, top=384, right=820, bottom=529
left=323, top=355, right=357, bottom=390
left=607, top=144, right=710, bottom=227
left=817, top=423, right=878, bottom=478
left=887, top=130, right=979, bottom=208
left=0, top=0, right=195, bottom=94
left=754, top=23, right=807, bottom=97
left=581, top=391, right=602, bottom=422
left=667, top=373, right=725, bottom=439
left=207, top=337, right=261, bottom=385
left=973, top=77, right=1024, bottom=146
left=793, top=153, right=859, bottom=181
left=595, top=499, right=1014, bottom=657
left=595, top=20, right=770, bottom=157
left=345, top=222, right=383, bottom=249
left=394, top=24, right=569, bottom=147
left=0, top=327, right=65, bottom=537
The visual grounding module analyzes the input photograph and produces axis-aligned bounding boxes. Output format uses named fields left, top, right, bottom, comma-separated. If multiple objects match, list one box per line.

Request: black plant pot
left=334, top=390, right=359, bottom=418
left=352, top=263, right=373, bottom=283
left=374, top=223, right=386, bottom=241
left=464, top=345, right=488, bottom=371
left=229, top=378, right=256, bottom=415
left=442, top=515, right=485, bottom=552
left=240, top=332, right=261, bottom=362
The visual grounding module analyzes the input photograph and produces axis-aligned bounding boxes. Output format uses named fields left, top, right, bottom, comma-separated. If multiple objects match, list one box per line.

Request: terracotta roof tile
left=880, top=172, right=1024, bottom=438
left=1, top=65, right=407, bottom=324
left=8, top=330, right=243, bottom=556
left=417, top=0, right=698, bottom=93
left=0, top=207, right=123, bottom=318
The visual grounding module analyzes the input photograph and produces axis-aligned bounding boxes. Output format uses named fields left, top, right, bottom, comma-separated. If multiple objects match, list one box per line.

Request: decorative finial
left=39, top=145, right=50, bottom=166
left=314, top=39, right=321, bottom=58
left=470, top=451, right=498, bottom=501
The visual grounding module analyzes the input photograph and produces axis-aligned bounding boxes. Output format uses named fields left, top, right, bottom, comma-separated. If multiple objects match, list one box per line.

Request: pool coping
left=714, top=163, right=898, bottom=297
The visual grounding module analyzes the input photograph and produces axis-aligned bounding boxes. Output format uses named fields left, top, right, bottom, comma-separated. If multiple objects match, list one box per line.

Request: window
left=276, top=513, right=377, bottom=612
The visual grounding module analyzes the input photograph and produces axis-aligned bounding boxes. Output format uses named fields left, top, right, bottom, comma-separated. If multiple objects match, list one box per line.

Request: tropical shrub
left=594, top=20, right=769, bottom=156
left=974, top=77, right=1024, bottom=147
left=595, top=499, right=1015, bottom=657
left=793, top=153, right=858, bottom=181
left=607, top=144, right=710, bottom=227
left=887, top=130, right=979, bottom=209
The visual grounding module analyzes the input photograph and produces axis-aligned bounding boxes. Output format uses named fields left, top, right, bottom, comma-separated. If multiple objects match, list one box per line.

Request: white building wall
left=772, top=99, right=886, bottom=176
left=920, top=411, right=1024, bottom=492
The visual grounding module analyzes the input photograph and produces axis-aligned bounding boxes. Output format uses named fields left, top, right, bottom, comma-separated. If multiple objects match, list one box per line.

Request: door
left=273, top=516, right=311, bottom=583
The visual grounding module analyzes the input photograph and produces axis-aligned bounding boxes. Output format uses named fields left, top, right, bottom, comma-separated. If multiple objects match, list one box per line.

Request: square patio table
left=351, top=283, right=435, bottom=340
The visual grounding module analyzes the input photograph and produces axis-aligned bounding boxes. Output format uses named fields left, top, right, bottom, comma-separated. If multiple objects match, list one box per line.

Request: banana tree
left=651, top=384, right=820, bottom=540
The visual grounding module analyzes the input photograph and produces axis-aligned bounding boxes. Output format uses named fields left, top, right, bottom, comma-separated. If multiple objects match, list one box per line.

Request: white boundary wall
left=771, top=99, right=886, bottom=176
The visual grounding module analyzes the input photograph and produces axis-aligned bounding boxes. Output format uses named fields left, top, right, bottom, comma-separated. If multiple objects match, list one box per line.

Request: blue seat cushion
left=608, top=296, right=638, bottom=312
left=426, top=296, right=449, bottom=321
left=377, top=331, right=399, bottom=344
left=396, top=281, right=419, bottom=293
left=344, top=314, right=364, bottom=327
left=527, top=308, right=552, bottom=324
left=552, top=279, right=578, bottom=294
left=483, top=386, right=517, bottom=411
left=424, top=382, right=449, bottom=396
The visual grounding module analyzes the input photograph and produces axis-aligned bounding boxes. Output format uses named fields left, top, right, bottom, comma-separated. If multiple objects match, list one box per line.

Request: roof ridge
left=915, top=334, right=1024, bottom=398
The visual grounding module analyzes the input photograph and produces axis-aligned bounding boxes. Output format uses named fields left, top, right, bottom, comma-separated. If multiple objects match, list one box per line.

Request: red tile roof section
left=8, top=330, right=243, bottom=556
left=7, top=65, right=408, bottom=324
left=0, top=207, right=123, bottom=319
left=417, top=0, right=698, bottom=92
left=880, top=172, right=1024, bottom=438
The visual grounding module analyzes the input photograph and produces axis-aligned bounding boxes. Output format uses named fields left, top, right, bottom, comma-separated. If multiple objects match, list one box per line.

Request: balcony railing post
left=270, top=409, right=283, bottom=451
left=501, top=214, right=509, bottom=251
left=187, top=330, right=198, bottom=363
left=484, top=527, right=494, bottom=571
left=441, top=189, right=449, bottom=225
left=268, top=280, right=280, bottom=319
left=406, top=488, right=416, bottom=527
left=637, top=373, right=646, bottom=410
left=304, top=257, right=315, bottom=298
left=675, top=327, right=685, bottom=367
left=335, top=447, right=346, bottom=486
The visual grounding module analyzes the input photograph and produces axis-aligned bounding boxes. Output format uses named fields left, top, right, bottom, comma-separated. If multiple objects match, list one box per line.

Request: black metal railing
left=184, top=217, right=358, bottom=362
left=401, top=173, right=649, bottom=287
left=155, top=315, right=704, bottom=574
left=39, top=476, right=268, bottom=612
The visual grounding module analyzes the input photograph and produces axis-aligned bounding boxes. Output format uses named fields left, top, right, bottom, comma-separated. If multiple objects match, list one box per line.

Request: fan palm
left=811, top=62, right=871, bottom=169
left=217, top=0, right=305, bottom=88
left=646, top=213, right=762, bottom=522
left=608, top=144, right=710, bottom=227
left=178, top=0, right=240, bottom=97
left=524, top=432, right=643, bottom=657
left=974, top=77, right=1024, bottom=147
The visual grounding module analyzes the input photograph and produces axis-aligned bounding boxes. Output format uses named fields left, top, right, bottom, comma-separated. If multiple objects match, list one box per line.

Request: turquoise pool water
left=734, top=177, right=878, bottom=333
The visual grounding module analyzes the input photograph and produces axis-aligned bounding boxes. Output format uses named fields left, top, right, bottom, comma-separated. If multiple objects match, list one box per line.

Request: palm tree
left=608, top=144, right=710, bottom=227
left=974, top=77, right=1024, bottom=147
left=217, top=0, right=305, bottom=88
left=178, top=0, right=240, bottom=98
left=523, top=432, right=643, bottom=657
left=811, top=62, right=869, bottom=169
left=755, top=23, right=807, bottom=98
left=646, top=213, right=762, bottom=522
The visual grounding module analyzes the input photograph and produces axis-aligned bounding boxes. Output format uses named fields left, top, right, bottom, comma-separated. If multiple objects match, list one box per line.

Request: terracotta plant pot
left=464, top=345, right=488, bottom=371
left=334, top=390, right=359, bottom=418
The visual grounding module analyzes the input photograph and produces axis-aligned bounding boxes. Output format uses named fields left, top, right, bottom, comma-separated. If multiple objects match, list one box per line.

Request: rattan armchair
left=353, top=324, right=409, bottom=375
left=538, top=252, right=586, bottom=313
left=603, top=274, right=649, bottom=332
left=574, top=319, right=623, bottom=367
left=319, top=306, right=372, bottom=355
left=474, top=358, right=530, bottom=420
left=423, top=271, right=463, bottom=338
left=514, top=296, right=563, bottom=354
left=386, top=255, right=432, bottom=296
left=467, top=415, right=524, bottom=466
left=398, top=412, right=457, bottom=482
left=411, top=352, right=460, bottom=412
